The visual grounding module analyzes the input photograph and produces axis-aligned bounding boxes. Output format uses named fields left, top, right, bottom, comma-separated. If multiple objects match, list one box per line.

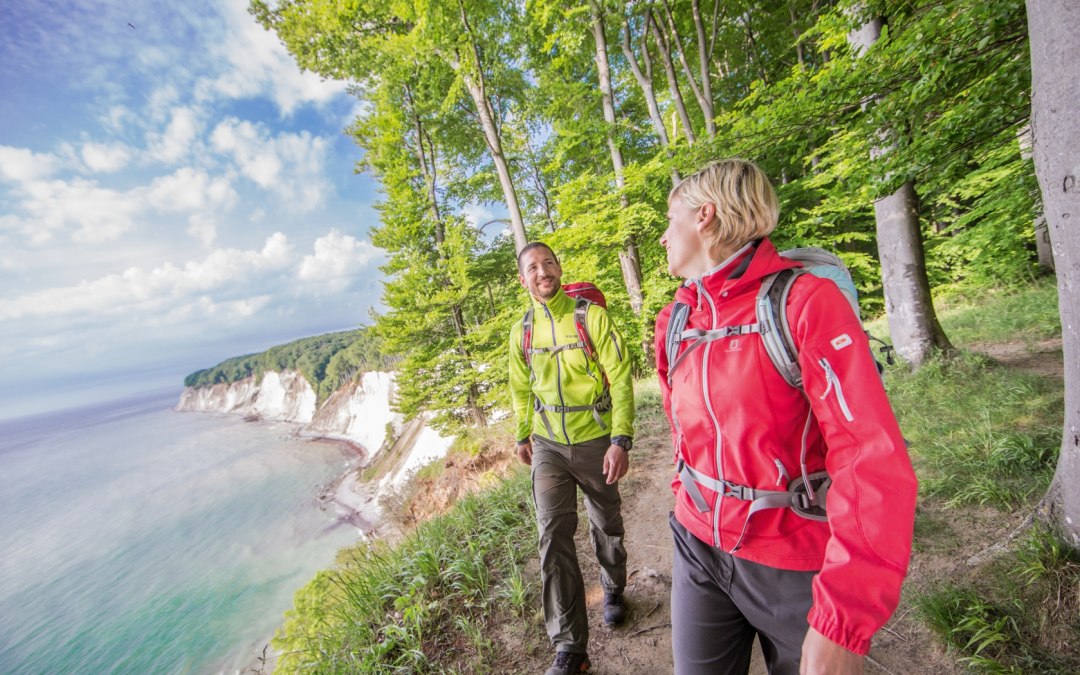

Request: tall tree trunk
left=789, top=2, right=805, bottom=66
left=849, top=13, right=951, bottom=366
left=1026, top=0, right=1080, bottom=545
left=690, top=0, right=715, bottom=113
left=649, top=13, right=696, bottom=145
left=622, top=15, right=669, bottom=147
left=874, top=183, right=952, bottom=363
left=589, top=0, right=645, bottom=317
left=454, top=0, right=528, bottom=253
left=622, top=15, right=680, bottom=186
left=1018, top=124, right=1056, bottom=272
left=407, top=87, right=486, bottom=427
left=660, top=0, right=715, bottom=136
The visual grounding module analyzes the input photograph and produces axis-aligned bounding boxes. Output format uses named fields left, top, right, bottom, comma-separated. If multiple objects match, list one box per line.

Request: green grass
left=935, top=277, right=1061, bottom=347
left=882, top=279, right=1076, bottom=670
left=864, top=276, right=1061, bottom=348
left=886, top=351, right=1061, bottom=510
left=272, top=469, right=538, bottom=674
left=915, top=526, right=1080, bottom=673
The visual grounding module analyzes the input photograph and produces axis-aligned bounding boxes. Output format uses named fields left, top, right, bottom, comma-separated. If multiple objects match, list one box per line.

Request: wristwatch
left=611, top=435, right=633, bottom=452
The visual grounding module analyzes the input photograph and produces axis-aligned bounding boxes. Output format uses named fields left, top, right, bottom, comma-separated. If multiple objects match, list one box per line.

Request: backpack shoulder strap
left=521, top=307, right=535, bottom=367
left=757, top=268, right=805, bottom=390
left=573, top=297, right=596, bottom=361
left=664, top=302, right=691, bottom=387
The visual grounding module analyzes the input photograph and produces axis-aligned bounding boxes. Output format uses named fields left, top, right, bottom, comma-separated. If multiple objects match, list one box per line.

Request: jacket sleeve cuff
left=807, top=607, right=872, bottom=656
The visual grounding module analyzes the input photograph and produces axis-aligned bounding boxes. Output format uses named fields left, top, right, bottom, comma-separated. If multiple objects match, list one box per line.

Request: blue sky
left=0, top=0, right=430, bottom=418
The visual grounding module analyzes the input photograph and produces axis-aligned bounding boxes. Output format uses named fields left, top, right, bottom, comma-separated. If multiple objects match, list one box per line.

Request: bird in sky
left=128, top=22, right=135, bottom=29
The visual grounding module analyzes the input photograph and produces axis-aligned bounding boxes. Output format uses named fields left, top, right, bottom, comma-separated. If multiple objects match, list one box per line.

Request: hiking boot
left=545, top=650, right=590, bottom=675
left=603, top=592, right=626, bottom=626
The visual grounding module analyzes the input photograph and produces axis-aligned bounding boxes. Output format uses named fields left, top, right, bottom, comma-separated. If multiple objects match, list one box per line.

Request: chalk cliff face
left=176, top=370, right=316, bottom=422
left=177, top=369, right=457, bottom=534
left=176, top=370, right=451, bottom=464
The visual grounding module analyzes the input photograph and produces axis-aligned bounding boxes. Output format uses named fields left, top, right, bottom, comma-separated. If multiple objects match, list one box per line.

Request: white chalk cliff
left=176, top=370, right=455, bottom=527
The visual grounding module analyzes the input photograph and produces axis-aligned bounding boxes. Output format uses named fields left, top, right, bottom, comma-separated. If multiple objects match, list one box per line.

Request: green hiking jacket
left=508, top=288, right=634, bottom=445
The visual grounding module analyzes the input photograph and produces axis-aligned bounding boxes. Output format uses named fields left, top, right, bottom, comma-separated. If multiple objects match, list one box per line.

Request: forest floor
left=505, top=338, right=1064, bottom=675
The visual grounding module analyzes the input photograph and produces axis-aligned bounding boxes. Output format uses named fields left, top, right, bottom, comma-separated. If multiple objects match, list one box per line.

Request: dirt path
left=515, top=339, right=1065, bottom=674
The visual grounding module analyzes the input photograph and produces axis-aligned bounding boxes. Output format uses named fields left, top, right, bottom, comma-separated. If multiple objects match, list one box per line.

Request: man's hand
left=800, top=627, right=863, bottom=675
left=516, top=440, right=533, bottom=466
left=603, top=444, right=629, bottom=484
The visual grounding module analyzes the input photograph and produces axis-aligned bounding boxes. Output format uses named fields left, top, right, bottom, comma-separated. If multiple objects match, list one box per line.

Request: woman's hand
left=800, top=627, right=863, bottom=675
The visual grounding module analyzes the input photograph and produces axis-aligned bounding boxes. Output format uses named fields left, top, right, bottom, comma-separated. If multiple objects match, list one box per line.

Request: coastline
left=302, top=432, right=384, bottom=536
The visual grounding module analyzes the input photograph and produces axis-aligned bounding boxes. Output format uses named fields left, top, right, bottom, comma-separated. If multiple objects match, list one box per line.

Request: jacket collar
left=673, top=238, right=799, bottom=307
left=530, top=286, right=573, bottom=315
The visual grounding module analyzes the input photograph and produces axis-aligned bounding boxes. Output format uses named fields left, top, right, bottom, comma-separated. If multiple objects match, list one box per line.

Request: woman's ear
left=697, top=202, right=717, bottom=232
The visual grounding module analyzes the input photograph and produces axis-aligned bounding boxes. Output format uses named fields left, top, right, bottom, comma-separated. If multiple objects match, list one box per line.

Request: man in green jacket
left=509, top=242, right=635, bottom=675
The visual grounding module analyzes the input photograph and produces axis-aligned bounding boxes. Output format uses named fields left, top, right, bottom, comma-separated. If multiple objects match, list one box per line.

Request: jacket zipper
left=610, top=331, right=623, bottom=361
left=543, top=304, right=572, bottom=444
left=700, top=288, right=725, bottom=548
left=818, top=357, right=854, bottom=422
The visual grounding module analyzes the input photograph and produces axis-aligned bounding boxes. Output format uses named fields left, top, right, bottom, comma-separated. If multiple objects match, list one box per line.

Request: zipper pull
left=773, top=458, right=790, bottom=486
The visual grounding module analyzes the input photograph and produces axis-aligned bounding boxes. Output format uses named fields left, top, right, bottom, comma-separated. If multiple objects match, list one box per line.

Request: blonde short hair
left=669, top=159, right=779, bottom=251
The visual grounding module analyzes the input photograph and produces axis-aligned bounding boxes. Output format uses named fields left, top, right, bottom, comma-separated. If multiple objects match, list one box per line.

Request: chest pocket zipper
left=818, top=357, right=854, bottom=422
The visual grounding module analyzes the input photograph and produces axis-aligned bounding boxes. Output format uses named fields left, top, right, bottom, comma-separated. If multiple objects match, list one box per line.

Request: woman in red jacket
left=655, top=159, right=917, bottom=675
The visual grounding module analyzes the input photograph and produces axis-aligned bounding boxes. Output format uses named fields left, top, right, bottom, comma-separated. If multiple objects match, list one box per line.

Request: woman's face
left=661, top=195, right=710, bottom=279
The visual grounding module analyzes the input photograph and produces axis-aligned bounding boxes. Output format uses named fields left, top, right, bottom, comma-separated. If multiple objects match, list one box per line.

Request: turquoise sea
left=0, top=390, right=363, bottom=674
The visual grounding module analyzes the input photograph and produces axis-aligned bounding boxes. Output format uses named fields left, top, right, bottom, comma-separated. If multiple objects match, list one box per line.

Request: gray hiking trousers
left=531, top=434, right=627, bottom=654
left=670, top=513, right=816, bottom=675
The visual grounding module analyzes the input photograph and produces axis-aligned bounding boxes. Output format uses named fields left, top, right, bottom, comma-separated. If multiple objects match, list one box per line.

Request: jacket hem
left=807, top=606, right=871, bottom=656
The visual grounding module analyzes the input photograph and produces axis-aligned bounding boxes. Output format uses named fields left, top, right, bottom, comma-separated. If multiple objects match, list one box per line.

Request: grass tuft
left=273, top=469, right=538, bottom=673
left=915, top=526, right=1080, bottom=673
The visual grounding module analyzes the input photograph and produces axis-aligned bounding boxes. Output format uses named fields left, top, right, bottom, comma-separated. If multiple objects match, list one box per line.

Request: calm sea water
left=0, top=390, right=363, bottom=674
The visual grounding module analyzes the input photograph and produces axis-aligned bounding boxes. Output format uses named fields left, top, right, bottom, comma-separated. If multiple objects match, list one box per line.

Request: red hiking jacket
left=655, top=238, right=917, bottom=656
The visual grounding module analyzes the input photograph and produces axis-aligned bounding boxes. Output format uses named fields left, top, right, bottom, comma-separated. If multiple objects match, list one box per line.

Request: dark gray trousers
left=670, top=513, right=816, bottom=675
left=531, top=435, right=627, bottom=654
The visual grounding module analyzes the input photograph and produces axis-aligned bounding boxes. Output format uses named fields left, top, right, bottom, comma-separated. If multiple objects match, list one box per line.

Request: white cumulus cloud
left=210, top=118, right=332, bottom=208
left=0, top=146, right=62, bottom=183
left=149, top=106, right=201, bottom=164
left=298, top=230, right=381, bottom=290
left=0, top=233, right=294, bottom=321
left=80, top=142, right=132, bottom=173
left=197, top=0, right=349, bottom=115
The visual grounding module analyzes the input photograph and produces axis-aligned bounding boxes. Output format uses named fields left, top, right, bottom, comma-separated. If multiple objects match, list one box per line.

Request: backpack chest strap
left=668, top=323, right=761, bottom=381
left=533, top=389, right=613, bottom=440
left=528, top=340, right=588, bottom=357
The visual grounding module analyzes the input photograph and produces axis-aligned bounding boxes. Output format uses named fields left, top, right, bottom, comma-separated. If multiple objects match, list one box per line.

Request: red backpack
left=521, top=282, right=606, bottom=367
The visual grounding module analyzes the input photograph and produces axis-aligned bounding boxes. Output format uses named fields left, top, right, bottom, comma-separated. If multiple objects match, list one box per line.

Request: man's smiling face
left=518, top=246, right=563, bottom=302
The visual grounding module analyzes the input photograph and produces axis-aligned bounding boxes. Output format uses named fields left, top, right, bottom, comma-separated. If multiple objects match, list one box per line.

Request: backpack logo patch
left=725, top=338, right=742, bottom=353
left=831, top=334, right=853, bottom=351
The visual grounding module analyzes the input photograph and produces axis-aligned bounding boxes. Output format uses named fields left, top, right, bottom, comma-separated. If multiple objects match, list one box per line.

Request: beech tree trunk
left=649, top=13, right=696, bottom=145
left=590, top=0, right=645, bottom=317
left=622, top=15, right=670, bottom=148
left=406, top=94, right=486, bottom=428
left=874, top=182, right=952, bottom=363
left=849, top=12, right=952, bottom=366
left=622, top=15, right=680, bottom=186
left=455, top=1, right=528, bottom=253
left=660, top=0, right=715, bottom=136
left=1018, top=124, right=1056, bottom=272
left=1026, top=0, right=1080, bottom=545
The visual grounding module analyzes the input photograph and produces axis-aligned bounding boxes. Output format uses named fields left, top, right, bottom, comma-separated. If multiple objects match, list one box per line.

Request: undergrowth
left=886, top=351, right=1061, bottom=510
left=885, top=280, right=1073, bottom=670
left=915, top=526, right=1080, bottom=673
left=272, top=469, right=537, bottom=674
